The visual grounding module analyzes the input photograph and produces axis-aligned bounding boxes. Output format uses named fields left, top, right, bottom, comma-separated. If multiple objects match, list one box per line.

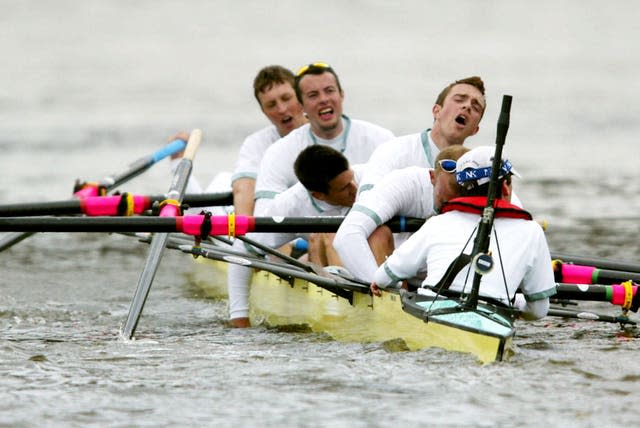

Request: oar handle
left=182, top=129, right=202, bottom=161
left=151, top=139, right=187, bottom=163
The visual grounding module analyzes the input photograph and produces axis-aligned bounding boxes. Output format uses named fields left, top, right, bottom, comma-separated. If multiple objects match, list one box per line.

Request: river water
left=1, top=1, right=640, bottom=427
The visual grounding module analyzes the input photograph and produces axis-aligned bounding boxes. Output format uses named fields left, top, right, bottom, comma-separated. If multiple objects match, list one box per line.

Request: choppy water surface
left=2, top=1, right=640, bottom=427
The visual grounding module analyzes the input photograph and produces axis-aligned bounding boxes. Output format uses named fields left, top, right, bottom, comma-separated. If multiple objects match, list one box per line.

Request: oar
left=0, top=192, right=233, bottom=217
left=73, top=138, right=187, bottom=198
left=555, top=283, right=639, bottom=311
left=121, top=130, right=202, bottom=339
left=233, top=234, right=317, bottom=272
left=547, top=307, right=636, bottom=325
left=177, top=244, right=370, bottom=294
left=553, top=260, right=640, bottom=285
left=0, top=139, right=187, bottom=252
left=0, top=232, right=35, bottom=252
left=464, top=94, right=512, bottom=309
left=0, top=214, right=425, bottom=234
left=550, top=252, right=640, bottom=274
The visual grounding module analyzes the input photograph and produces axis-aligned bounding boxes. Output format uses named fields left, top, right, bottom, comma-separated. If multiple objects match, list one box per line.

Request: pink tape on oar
left=611, top=283, right=638, bottom=306
left=158, top=200, right=181, bottom=217
left=73, top=185, right=101, bottom=199
left=179, top=215, right=252, bottom=237
left=81, top=195, right=150, bottom=216
left=562, top=264, right=596, bottom=284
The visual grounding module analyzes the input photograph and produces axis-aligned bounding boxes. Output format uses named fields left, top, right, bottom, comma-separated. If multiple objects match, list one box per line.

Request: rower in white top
left=229, top=145, right=362, bottom=326
left=254, top=145, right=362, bottom=265
left=168, top=65, right=307, bottom=215
left=358, top=76, right=486, bottom=194
left=334, top=145, right=470, bottom=283
left=228, top=62, right=395, bottom=328
left=253, top=62, right=394, bottom=213
left=371, top=146, right=556, bottom=320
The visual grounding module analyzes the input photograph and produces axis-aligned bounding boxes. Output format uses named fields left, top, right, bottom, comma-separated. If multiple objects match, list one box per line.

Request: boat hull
left=193, top=258, right=515, bottom=364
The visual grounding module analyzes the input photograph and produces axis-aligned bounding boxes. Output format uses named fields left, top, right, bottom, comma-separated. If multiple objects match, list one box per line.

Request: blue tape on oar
left=151, top=139, right=186, bottom=163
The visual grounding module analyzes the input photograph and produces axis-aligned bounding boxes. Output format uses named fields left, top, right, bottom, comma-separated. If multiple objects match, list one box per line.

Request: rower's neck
left=429, top=125, right=464, bottom=150
left=311, top=116, right=344, bottom=140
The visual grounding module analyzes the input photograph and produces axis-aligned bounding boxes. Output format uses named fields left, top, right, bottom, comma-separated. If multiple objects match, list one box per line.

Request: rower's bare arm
left=232, top=177, right=256, bottom=216
left=370, top=282, right=382, bottom=297
left=168, top=131, right=190, bottom=159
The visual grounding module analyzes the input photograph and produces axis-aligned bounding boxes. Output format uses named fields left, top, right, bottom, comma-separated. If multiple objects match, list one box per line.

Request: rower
left=253, top=145, right=361, bottom=264
left=252, top=62, right=394, bottom=215
left=334, top=145, right=469, bottom=283
left=228, top=146, right=363, bottom=327
left=358, top=76, right=486, bottom=194
left=168, top=65, right=308, bottom=215
left=371, top=146, right=556, bottom=321
left=229, top=62, right=395, bottom=328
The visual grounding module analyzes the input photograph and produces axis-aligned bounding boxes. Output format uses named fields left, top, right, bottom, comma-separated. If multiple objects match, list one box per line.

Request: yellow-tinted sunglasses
left=296, top=62, right=332, bottom=77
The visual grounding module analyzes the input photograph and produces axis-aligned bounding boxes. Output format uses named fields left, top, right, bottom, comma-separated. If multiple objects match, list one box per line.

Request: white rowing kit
left=374, top=211, right=557, bottom=319
left=358, top=129, right=438, bottom=195
left=334, top=166, right=436, bottom=282
left=230, top=116, right=392, bottom=320
left=254, top=116, right=393, bottom=206
left=253, top=164, right=364, bottom=250
left=231, top=125, right=281, bottom=183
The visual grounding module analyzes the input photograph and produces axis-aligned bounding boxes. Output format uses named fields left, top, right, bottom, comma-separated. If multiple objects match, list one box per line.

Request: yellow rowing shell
left=191, top=257, right=515, bottom=364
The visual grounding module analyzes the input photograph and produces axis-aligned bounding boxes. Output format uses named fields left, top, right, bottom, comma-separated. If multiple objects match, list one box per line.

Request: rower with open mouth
left=358, top=76, right=486, bottom=194
left=165, top=65, right=308, bottom=221
left=228, top=62, right=396, bottom=328
left=334, top=77, right=487, bottom=286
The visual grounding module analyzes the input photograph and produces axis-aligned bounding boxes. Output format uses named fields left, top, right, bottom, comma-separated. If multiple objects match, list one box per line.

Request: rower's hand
left=168, top=131, right=190, bottom=159
left=370, top=282, right=382, bottom=297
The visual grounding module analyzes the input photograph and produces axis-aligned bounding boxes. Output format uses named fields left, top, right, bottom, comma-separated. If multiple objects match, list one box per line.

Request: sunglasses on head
left=437, top=159, right=457, bottom=173
left=296, top=62, right=332, bottom=77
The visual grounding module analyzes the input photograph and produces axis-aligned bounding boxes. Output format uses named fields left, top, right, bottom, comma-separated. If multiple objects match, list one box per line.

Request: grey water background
left=1, top=1, right=640, bottom=426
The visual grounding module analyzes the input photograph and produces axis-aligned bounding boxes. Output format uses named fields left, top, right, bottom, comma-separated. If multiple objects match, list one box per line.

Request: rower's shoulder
left=244, top=124, right=280, bottom=141
left=368, top=132, right=424, bottom=157
left=263, top=125, right=310, bottom=155
left=238, top=125, right=280, bottom=156
left=348, top=118, right=395, bottom=138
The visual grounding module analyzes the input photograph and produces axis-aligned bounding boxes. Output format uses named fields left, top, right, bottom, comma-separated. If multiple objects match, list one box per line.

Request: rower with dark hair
left=229, top=145, right=364, bottom=326
left=253, top=62, right=394, bottom=212
left=371, top=146, right=556, bottom=320
left=229, top=62, right=394, bottom=328
left=257, top=144, right=360, bottom=265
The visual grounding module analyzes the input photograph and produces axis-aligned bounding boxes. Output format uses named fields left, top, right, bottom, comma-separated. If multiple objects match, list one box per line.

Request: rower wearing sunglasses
left=371, top=146, right=555, bottom=321
left=358, top=76, right=486, bottom=195
left=334, top=146, right=469, bottom=284
left=228, top=62, right=394, bottom=328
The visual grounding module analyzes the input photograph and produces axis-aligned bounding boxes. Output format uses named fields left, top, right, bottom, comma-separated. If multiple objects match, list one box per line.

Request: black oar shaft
left=0, top=192, right=233, bottom=217
left=251, top=216, right=425, bottom=233
left=555, top=284, right=610, bottom=301
left=551, top=252, right=640, bottom=274
left=595, top=269, right=640, bottom=284
left=466, top=95, right=512, bottom=309
left=0, top=216, right=179, bottom=232
left=0, top=200, right=83, bottom=217
left=0, top=215, right=432, bottom=234
left=547, top=307, right=635, bottom=325
left=0, top=232, right=35, bottom=251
